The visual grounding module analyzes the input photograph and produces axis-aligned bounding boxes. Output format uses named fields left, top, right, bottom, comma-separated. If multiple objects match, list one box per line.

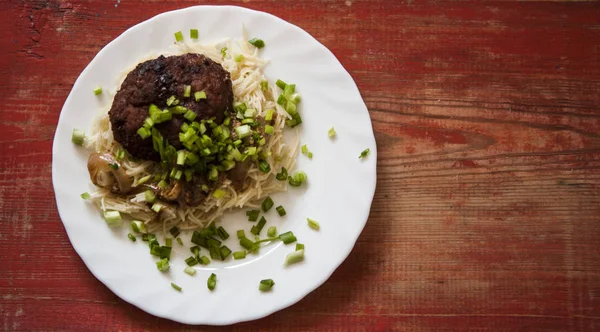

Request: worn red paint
left=401, top=126, right=468, bottom=146
left=3, top=1, right=600, bottom=331
left=452, top=160, right=478, bottom=168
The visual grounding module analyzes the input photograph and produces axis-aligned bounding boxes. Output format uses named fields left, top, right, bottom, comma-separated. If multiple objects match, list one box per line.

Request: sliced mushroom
left=228, top=158, right=252, bottom=190
left=87, top=152, right=133, bottom=194
left=157, top=181, right=183, bottom=202
left=180, top=175, right=209, bottom=207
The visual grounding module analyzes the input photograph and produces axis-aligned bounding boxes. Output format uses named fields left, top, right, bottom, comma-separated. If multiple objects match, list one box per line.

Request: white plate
left=52, top=5, right=376, bottom=325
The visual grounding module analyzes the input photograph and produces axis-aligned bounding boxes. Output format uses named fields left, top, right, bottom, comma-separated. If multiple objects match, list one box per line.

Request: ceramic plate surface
left=52, top=5, right=376, bottom=325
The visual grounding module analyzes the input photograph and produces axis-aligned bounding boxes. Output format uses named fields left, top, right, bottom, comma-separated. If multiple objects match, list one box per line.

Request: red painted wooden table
left=1, top=1, right=599, bottom=331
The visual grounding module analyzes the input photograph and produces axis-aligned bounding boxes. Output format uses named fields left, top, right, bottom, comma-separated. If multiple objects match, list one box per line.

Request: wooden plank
left=1, top=0, right=599, bottom=331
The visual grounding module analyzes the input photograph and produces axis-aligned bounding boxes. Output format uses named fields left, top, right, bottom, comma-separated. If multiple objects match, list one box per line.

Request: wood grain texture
left=1, top=0, right=599, bottom=331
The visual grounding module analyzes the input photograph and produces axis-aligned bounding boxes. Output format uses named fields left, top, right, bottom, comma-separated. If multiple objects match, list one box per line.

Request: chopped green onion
left=237, top=230, right=245, bottom=239
left=194, top=91, right=206, bottom=101
left=165, top=238, right=173, bottom=247
left=248, top=38, right=265, bottom=49
left=212, top=188, right=226, bottom=199
left=296, top=243, right=304, bottom=251
left=288, top=171, right=307, bottom=187
left=246, top=146, right=257, bottom=156
left=150, top=246, right=171, bottom=260
left=216, top=226, right=230, bottom=240
left=207, top=273, right=217, bottom=291
left=80, top=192, right=90, bottom=199
left=259, top=279, right=275, bottom=292
left=145, top=190, right=156, bottom=203
left=108, top=162, right=119, bottom=170
left=276, top=205, right=286, bottom=217
left=167, top=227, right=180, bottom=238
left=137, top=175, right=152, bottom=185
left=93, top=86, right=102, bottom=95
left=171, top=169, right=183, bottom=181
left=171, top=282, right=182, bottom=292
left=240, top=237, right=258, bottom=253
left=174, top=31, right=183, bottom=42
left=267, top=226, right=277, bottom=237
left=328, top=127, right=336, bottom=138
left=156, top=258, right=170, bottom=272
left=230, top=148, right=243, bottom=161
left=190, top=28, right=198, bottom=39
left=170, top=105, right=186, bottom=114
left=185, top=152, right=199, bottom=165
left=191, top=233, right=205, bottom=247
left=246, top=209, right=260, bottom=222
left=103, top=210, right=121, bottom=227
left=244, top=108, right=257, bottom=118
left=137, top=127, right=151, bottom=139
left=265, top=109, right=274, bottom=121
left=359, top=148, right=371, bottom=159
left=157, top=180, right=168, bottom=189
left=260, top=80, right=268, bottom=91
left=283, top=84, right=295, bottom=97
left=222, top=160, right=236, bottom=170
left=141, top=233, right=155, bottom=242
left=220, top=47, right=227, bottom=58
left=251, top=216, right=267, bottom=236
left=184, top=110, right=197, bottom=121
left=143, top=117, right=155, bottom=129
left=185, top=256, right=199, bottom=266
left=262, top=197, right=274, bottom=212
left=184, top=266, right=196, bottom=276
left=209, top=245, right=221, bottom=261
left=278, top=231, right=297, bottom=244
left=234, top=54, right=244, bottom=62
left=220, top=246, right=232, bottom=260
left=183, top=85, right=191, bottom=98
left=276, top=79, right=287, bottom=90
left=127, top=233, right=136, bottom=242
left=166, top=95, right=177, bottom=106
left=290, top=93, right=301, bottom=104
left=284, top=249, right=304, bottom=266
left=148, top=236, right=159, bottom=249
left=199, top=255, right=210, bottom=265
left=115, top=148, right=125, bottom=160
left=301, top=144, right=308, bottom=155
left=234, top=102, right=247, bottom=113
left=308, top=152, right=313, bottom=159
left=264, top=125, right=274, bottom=135
left=71, top=129, right=85, bottom=145
left=286, top=101, right=297, bottom=115
left=307, top=218, right=320, bottom=230
left=286, top=112, right=303, bottom=128
left=151, top=202, right=164, bottom=213
left=235, top=125, right=251, bottom=139
left=258, top=160, right=271, bottom=173
left=233, top=251, right=246, bottom=260
left=275, top=167, right=288, bottom=181
left=277, top=94, right=286, bottom=105
left=130, top=221, right=147, bottom=234
left=149, top=104, right=172, bottom=124
left=176, top=237, right=183, bottom=246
